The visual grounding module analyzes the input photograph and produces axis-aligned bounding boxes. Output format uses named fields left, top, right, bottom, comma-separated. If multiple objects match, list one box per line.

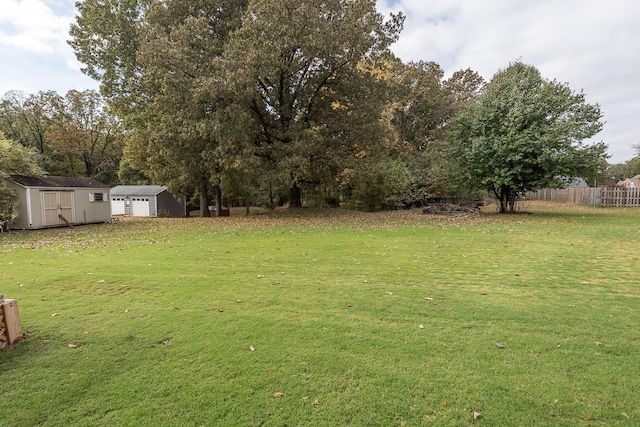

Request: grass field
left=1, top=202, right=639, bottom=426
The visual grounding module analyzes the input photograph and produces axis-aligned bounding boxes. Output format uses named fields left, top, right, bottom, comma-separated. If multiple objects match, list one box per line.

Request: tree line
left=2, top=0, right=623, bottom=219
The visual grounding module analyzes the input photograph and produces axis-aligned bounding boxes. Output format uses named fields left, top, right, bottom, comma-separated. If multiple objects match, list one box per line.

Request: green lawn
left=1, top=202, right=639, bottom=426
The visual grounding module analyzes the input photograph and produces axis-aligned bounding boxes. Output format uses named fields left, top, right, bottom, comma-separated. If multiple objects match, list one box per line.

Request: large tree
left=0, top=90, right=60, bottom=158
left=449, top=61, right=607, bottom=213
left=389, top=61, right=484, bottom=204
left=47, top=90, right=124, bottom=185
left=129, top=0, right=248, bottom=216
left=70, top=0, right=247, bottom=215
left=223, top=0, right=404, bottom=207
left=69, top=0, right=151, bottom=117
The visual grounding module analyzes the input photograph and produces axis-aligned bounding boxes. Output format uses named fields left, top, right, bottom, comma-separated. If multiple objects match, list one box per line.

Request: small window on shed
left=89, top=192, right=106, bottom=202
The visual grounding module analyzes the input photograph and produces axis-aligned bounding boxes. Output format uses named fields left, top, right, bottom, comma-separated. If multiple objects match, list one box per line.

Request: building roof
left=10, top=175, right=110, bottom=189
left=111, top=185, right=168, bottom=197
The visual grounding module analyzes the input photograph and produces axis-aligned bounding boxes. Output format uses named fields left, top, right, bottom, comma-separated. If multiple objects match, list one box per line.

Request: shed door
left=43, top=192, right=59, bottom=225
left=58, top=191, right=73, bottom=222
left=131, top=198, right=150, bottom=216
left=42, top=191, right=74, bottom=226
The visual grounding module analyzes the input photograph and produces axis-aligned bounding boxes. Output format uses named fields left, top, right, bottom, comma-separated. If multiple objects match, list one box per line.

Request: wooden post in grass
left=0, top=296, right=22, bottom=347
left=0, top=294, right=6, bottom=349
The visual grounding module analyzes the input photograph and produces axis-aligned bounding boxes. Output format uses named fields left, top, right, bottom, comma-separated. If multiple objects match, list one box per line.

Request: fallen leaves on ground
left=273, top=392, right=284, bottom=398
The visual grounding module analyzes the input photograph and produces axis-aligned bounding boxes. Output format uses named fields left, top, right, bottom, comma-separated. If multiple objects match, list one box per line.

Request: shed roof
left=111, top=185, right=168, bottom=197
left=10, top=175, right=109, bottom=189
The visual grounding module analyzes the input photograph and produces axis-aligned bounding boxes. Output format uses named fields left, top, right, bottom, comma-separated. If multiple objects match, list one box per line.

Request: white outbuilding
left=110, top=185, right=185, bottom=217
left=6, top=175, right=111, bottom=230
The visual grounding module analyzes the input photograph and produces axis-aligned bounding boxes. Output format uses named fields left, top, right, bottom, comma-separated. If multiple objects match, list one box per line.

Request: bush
left=0, top=186, right=17, bottom=232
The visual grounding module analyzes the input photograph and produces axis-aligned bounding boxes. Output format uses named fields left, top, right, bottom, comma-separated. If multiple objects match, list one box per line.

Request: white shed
left=6, top=175, right=111, bottom=230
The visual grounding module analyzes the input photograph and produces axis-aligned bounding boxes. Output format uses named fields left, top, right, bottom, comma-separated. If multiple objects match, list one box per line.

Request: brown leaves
left=273, top=392, right=284, bottom=398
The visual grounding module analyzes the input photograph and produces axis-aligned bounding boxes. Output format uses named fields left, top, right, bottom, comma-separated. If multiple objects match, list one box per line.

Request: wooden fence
left=600, top=187, right=640, bottom=207
left=526, top=188, right=601, bottom=205
left=526, top=187, right=640, bottom=207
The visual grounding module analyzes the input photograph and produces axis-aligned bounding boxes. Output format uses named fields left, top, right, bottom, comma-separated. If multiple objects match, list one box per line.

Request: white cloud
left=377, top=0, right=640, bottom=162
left=0, top=0, right=98, bottom=95
left=0, top=0, right=73, bottom=55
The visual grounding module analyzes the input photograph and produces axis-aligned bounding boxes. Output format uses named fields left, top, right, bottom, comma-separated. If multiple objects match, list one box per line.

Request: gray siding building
left=110, top=185, right=185, bottom=217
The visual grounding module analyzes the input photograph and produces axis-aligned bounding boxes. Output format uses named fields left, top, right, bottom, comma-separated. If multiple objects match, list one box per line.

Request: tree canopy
left=449, top=61, right=607, bottom=213
left=66, top=4, right=615, bottom=212
left=70, top=0, right=404, bottom=210
left=0, top=90, right=124, bottom=186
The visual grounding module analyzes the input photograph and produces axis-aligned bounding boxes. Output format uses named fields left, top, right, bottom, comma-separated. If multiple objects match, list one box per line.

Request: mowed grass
left=1, top=202, right=639, bottom=426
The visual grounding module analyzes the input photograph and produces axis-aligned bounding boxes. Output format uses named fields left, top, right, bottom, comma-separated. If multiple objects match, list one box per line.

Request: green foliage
left=46, top=90, right=124, bottom=185
left=390, top=60, right=483, bottom=153
left=69, top=0, right=151, bottom=116
left=606, top=157, right=640, bottom=183
left=223, top=0, right=404, bottom=207
left=0, top=90, right=59, bottom=159
left=0, top=135, right=45, bottom=230
left=387, top=61, right=484, bottom=203
left=348, top=157, right=412, bottom=211
left=449, top=61, right=607, bottom=212
left=1, top=206, right=640, bottom=425
left=0, top=90, right=124, bottom=185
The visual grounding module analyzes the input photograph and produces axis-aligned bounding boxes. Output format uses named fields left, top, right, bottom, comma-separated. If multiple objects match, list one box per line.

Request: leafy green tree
left=347, top=157, right=412, bottom=211
left=0, top=135, right=46, bottom=231
left=69, top=0, right=151, bottom=117
left=47, top=90, right=124, bottom=185
left=0, top=90, right=123, bottom=184
left=0, top=90, right=60, bottom=158
left=449, top=61, right=607, bottom=213
left=71, top=0, right=247, bottom=215
left=133, top=0, right=247, bottom=216
left=224, top=0, right=404, bottom=207
left=606, top=158, right=640, bottom=183
left=389, top=61, right=484, bottom=205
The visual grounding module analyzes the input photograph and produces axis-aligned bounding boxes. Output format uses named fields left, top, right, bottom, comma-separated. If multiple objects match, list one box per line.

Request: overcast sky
left=1, top=0, right=638, bottom=163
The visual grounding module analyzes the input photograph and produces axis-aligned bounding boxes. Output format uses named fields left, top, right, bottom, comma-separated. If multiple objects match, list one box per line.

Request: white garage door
left=111, top=198, right=126, bottom=215
left=131, top=198, right=150, bottom=216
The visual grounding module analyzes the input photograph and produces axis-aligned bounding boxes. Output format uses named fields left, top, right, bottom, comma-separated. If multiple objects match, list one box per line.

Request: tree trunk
left=199, top=180, right=210, bottom=217
left=268, top=182, right=274, bottom=210
left=214, top=183, right=223, bottom=217
left=289, top=182, right=302, bottom=208
left=498, top=186, right=508, bottom=213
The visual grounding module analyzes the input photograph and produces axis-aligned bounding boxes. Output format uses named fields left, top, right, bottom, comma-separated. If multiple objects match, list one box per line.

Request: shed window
left=90, top=192, right=106, bottom=202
